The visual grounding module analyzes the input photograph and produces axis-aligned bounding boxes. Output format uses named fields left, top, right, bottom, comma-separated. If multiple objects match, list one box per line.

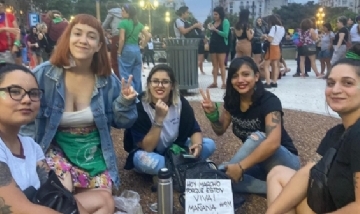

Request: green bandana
left=345, top=51, right=360, bottom=60
left=53, top=17, right=63, bottom=24
left=55, top=130, right=107, bottom=177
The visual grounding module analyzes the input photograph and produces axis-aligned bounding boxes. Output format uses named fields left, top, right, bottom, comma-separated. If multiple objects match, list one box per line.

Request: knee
left=202, top=138, right=216, bottom=154
left=99, top=190, right=115, bottom=213
left=133, top=151, right=164, bottom=175
left=267, top=165, right=289, bottom=183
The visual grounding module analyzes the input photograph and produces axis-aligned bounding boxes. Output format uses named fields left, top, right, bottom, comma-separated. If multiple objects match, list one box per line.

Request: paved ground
left=141, top=60, right=338, bottom=117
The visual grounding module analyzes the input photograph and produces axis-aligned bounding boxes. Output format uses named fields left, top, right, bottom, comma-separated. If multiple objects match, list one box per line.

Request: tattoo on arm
left=265, top=111, right=281, bottom=137
left=36, top=160, right=50, bottom=185
left=211, top=121, right=223, bottom=133
left=0, top=162, right=12, bottom=187
left=0, top=197, right=12, bottom=214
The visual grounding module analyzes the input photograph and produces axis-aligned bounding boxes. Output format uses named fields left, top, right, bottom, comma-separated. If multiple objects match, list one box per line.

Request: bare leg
left=210, top=53, right=218, bottom=87
left=253, top=54, right=261, bottom=66
left=272, top=60, right=280, bottom=84
left=217, top=53, right=227, bottom=86
left=324, top=58, right=332, bottom=77
left=263, top=59, right=271, bottom=85
left=75, top=188, right=115, bottom=214
left=309, top=55, right=321, bottom=76
left=299, top=56, right=306, bottom=77
left=320, top=59, right=325, bottom=74
left=198, top=54, right=205, bottom=74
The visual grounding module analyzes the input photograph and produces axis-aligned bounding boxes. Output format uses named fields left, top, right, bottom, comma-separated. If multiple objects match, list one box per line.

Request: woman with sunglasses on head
left=20, top=14, right=138, bottom=214
left=266, top=44, right=360, bottom=214
left=200, top=56, right=300, bottom=195
left=123, top=64, right=216, bottom=176
left=0, top=63, right=91, bottom=213
left=118, top=4, right=151, bottom=94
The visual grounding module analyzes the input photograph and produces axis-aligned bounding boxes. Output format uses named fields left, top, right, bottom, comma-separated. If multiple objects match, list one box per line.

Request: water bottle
left=157, top=168, right=173, bottom=214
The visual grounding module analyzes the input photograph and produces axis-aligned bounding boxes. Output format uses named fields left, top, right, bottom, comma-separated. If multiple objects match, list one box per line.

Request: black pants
left=296, top=54, right=311, bottom=74
left=143, top=49, right=155, bottom=66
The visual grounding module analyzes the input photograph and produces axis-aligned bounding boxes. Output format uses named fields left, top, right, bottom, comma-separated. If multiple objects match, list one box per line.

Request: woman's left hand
left=121, top=75, right=137, bottom=101
left=225, top=163, right=243, bottom=182
left=189, top=144, right=202, bottom=157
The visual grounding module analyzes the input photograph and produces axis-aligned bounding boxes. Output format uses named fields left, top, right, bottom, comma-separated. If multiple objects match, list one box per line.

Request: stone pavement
left=141, top=60, right=338, bottom=118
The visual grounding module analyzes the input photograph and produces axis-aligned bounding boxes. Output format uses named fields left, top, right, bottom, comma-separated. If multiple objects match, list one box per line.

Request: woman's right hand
left=154, top=99, right=168, bottom=123
left=200, top=89, right=216, bottom=113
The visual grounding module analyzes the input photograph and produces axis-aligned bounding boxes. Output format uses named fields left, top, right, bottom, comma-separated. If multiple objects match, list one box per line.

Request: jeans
left=219, top=131, right=300, bottom=194
left=118, top=44, right=142, bottom=94
left=133, top=138, right=216, bottom=175
left=331, top=45, right=347, bottom=65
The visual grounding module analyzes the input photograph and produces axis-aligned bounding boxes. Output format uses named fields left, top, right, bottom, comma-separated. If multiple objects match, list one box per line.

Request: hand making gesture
left=121, top=75, right=137, bottom=101
left=199, top=89, right=216, bottom=114
left=154, top=99, right=169, bottom=124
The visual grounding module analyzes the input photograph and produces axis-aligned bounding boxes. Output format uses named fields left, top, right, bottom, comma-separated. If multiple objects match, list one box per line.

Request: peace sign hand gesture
left=121, top=75, right=137, bottom=101
left=200, top=89, right=216, bottom=114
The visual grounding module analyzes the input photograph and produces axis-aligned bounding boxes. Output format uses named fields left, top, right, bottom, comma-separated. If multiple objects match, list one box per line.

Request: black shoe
left=263, top=83, right=272, bottom=88
left=270, top=82, right=277, bottom=88
left=293, top=73, right=301, bottom=77
left=305, top=73, right=309, bottom=77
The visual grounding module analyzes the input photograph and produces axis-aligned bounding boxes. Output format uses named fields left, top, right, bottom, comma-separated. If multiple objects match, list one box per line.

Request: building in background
left=319, top=0, right=360, bottom=13
left=212, top=0, right=288, bottom=18
left=158, top=0, right=186, bottom=10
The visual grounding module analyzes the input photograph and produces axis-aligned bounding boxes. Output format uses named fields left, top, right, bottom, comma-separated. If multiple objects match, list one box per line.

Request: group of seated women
left=0, top=13, right=359, bottom=214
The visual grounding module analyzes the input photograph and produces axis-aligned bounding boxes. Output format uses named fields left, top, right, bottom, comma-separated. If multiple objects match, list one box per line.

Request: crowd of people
left=0, top=0, right=359, bottom=213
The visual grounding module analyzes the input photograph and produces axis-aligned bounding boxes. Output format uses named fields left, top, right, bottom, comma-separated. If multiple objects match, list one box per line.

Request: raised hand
left=121, top=75, right=137, bottom=101
left=199, top=89, right=216, bottom=114
left=154, top=99, right=168, bottom=123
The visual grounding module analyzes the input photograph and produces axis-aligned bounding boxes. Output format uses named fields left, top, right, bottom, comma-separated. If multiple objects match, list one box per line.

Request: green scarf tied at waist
left=169, top=144, right=187, bottom=155
left=55, top=130, right=107, bottom=177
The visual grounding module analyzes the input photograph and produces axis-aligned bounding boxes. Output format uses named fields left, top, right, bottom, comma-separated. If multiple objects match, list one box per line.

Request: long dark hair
left=224, top=57, right=264, bottom=114
left=123, top=4, right=138, bottom=26
left=213, top=6, right=225, bottom=21
left=235, top=9, right=250, bottom=30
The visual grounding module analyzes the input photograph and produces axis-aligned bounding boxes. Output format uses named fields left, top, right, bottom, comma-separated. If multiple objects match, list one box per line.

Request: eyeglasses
left=150, top=80, right=172, bottom=87
left=0, top=86, right=43, bottom=102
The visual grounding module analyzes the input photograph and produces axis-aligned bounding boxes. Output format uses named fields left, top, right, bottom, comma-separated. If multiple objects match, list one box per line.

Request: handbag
left=32, top=170, right=79, bottom=214
left=0, top=14, right=15, bottom=63
left=301, top=44, right=317, bottom=56
left=307, top=128, right=349, bottom=213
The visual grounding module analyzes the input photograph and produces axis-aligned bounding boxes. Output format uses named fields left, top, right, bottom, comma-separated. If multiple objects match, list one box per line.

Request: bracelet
left=238, top=163, right=244, bottom=172
left=153, top=121, right=163, bottom=128
left=238, top=163, right=244, bottom=181
left=205, top=102, right=219, bottom=123
left=13, top=40, right=20, bottom=47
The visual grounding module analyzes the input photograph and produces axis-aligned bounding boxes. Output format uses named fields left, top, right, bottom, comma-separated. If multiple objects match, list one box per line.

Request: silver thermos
left=157, top=168, right=173, bottom=214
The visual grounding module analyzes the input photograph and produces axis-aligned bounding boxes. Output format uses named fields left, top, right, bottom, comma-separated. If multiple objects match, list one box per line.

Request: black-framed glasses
left=150, top=80, right=172, bottom=87
left=0, top=86, right=43, bottom=102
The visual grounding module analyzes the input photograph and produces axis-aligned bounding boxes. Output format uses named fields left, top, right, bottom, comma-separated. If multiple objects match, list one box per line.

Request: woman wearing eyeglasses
left=123, top=64, right=216, bottom=176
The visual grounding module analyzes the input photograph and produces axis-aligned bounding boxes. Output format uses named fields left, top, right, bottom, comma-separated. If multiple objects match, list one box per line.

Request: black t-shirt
left=225, top=91, right=298, bottom=155
left=333, top=27, right=349, bottom=45
left=316, top=122, right=360, bottom=209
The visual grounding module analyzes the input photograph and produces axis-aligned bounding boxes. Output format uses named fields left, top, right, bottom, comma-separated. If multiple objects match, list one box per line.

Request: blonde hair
left=37, top=23, right=47, bottom=32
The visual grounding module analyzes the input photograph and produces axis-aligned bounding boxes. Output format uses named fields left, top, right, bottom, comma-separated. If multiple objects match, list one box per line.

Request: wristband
left=205, top=102, right=219, bottom=122
left=14, top=40, right=21, bottom=47
left=153, top=121, right=163, bottom=128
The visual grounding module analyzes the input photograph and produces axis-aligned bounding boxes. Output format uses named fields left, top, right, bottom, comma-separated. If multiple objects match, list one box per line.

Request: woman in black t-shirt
left=200, top=56, right=300, bottom=195
left=331, top=16, right=349, bottom=65
left=266, top=45, right=360, bottom=214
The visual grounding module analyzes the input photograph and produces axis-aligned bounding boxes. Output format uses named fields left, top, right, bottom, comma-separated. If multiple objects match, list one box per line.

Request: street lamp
left=96, top=0, right=101, bottom=21
left=316, top=7, right=325, bottom=29
left=165, top=11, right=170, bottom=38
left=139, top=0, right=159, bottom=32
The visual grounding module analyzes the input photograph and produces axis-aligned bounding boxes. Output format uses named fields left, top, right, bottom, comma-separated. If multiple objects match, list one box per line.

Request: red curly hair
left=50, top=14, right=112, bottom=76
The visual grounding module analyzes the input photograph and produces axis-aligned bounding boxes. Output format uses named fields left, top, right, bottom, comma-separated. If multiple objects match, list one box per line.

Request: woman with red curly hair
left=21, top=14, right=138, bottom=214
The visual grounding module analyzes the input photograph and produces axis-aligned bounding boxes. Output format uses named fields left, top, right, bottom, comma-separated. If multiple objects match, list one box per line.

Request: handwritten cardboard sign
left=185, top=179, right=234, bottom=214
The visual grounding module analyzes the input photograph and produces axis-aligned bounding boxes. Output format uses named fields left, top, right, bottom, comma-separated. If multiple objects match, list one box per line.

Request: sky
left=184, top=0, right=313, bottom=23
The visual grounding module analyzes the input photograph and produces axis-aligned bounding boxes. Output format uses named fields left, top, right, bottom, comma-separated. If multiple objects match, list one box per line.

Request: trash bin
left=165, top=38, right=200, bottom=90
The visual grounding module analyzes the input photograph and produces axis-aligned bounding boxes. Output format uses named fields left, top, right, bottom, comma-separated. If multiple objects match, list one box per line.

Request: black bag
left=300, top=44, right=317, bottom=56
left=164, top=147, right=216, bottom=193
left=307, top=129, right=348, bottom=213
left=179, top=169, right=246, bottom=210
left=32, top=170, right=79, bottom=214
left=174, top=19, right=203, bottom=38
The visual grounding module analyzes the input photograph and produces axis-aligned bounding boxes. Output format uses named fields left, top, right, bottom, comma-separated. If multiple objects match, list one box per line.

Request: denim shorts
left=318, top=49, right=333, bottom=59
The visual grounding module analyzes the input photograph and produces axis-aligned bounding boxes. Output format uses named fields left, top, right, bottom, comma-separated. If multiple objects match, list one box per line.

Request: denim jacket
left=19, top=61, right=138, bottom=188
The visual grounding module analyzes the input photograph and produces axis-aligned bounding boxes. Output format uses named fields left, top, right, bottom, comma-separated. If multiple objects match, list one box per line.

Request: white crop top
left=59, top=107, right=94, bottom=127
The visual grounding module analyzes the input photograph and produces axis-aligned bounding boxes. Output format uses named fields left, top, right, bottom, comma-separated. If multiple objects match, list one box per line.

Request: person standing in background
left=42, top=10, right=68, bottom=53
left=102, top=1, right=122, bottom=79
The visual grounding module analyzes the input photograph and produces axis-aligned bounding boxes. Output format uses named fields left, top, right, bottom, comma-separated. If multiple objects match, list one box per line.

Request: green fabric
left=52, top=17, right=63, bottom=24
left=55, top=130, right=107, bottom=177
left=118, top=19, right=144, bottom=44
left=169, top=144, right=187, bottom=155
left=213, top=19, right=230, bottom=46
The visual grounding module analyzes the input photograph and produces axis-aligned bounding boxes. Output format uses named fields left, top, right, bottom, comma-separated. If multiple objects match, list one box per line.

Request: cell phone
left=183, top=154, right=196, bottom=159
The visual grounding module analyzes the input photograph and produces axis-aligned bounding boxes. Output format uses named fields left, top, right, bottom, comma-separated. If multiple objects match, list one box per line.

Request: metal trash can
left=165, top=38, right=200, bottom=90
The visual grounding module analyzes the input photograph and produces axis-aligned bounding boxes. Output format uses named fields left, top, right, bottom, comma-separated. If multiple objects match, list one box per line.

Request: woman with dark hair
left=266, top=44, right=360, bottom=214
left=252, top=17, right=268, bottom=65
left=207, top=6, right=230, bottom=89
left=263, top=15, right=285, bottom=88
left=26, top=26, right=42, bottom=66
left=20, top=14, right=138, bottom=214
left=318, top=23, right=334, bottom=76
left=173, top=6, right=202, bottom=39
left=297, top=18, right=322, bottom=78
left=123, top=64, right=216, bottom=175
left=118, top=4, right=151, bottom=93
left=200, top=57, right=300, bottom=194
left=331, top=16, right=349, bottom=65
left=234, top=9, right=253, bottom=58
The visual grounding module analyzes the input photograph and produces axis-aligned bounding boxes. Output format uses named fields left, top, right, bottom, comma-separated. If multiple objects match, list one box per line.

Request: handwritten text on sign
left=185, top=179, right=234, bottom=214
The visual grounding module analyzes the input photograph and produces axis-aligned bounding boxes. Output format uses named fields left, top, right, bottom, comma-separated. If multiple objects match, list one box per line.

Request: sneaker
left=270, top=82, right=277, bottom=88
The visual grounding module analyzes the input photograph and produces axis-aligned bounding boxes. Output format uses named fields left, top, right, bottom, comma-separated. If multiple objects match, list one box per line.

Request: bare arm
left=310, top=28, right=318, bottom=41
left=246, top=28, right=254, bottom=40
left=0, top=161, right=60, bottom=214
left=266, top=163, right=315, bottom=214
left=178, top=25, right=197, bottom=35
left=12, top=20, right=20, bottom=41
left=239, top=112, right=282, bottom=170
left=330, top=172, right=360, bottom=213
left=117, top=29, right=125, bottom=55
left=138, top=126, right=163, bottom=152
left=141, top=29, right=151, bottom=45
left=210, top=107, right=232, bottom=136
left=36, top=159, right=50, bottom=185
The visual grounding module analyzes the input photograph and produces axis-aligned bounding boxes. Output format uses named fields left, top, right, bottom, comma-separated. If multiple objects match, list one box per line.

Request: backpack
left=174, top=18, right=203, bottom=38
